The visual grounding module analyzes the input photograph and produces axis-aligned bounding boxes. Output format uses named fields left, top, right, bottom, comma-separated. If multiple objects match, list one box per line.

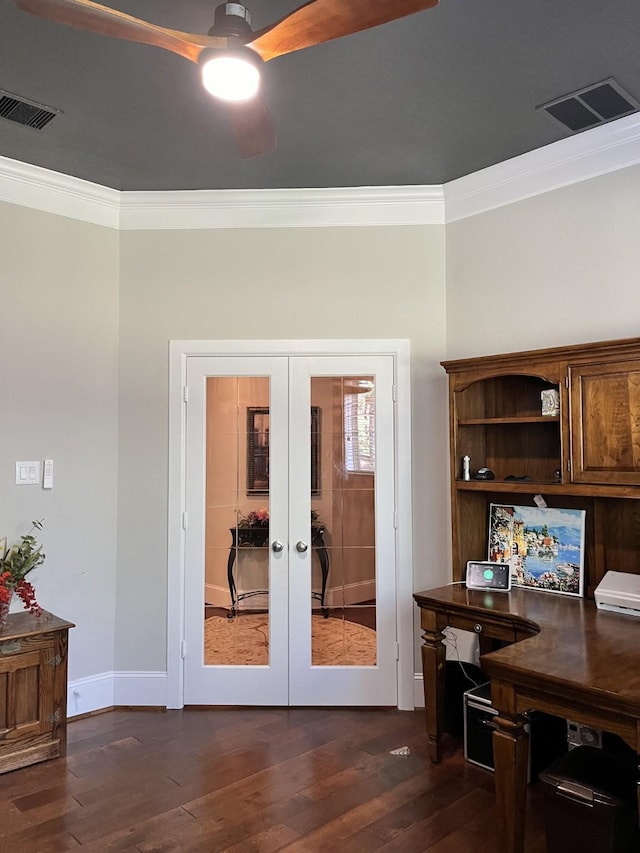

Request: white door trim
left=167, top=339, right=414, bottom=710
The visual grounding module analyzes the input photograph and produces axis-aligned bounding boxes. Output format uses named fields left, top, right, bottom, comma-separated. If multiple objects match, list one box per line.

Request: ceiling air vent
left=0, top=90, right=61, bottom=130
left=539, top=78, right=639, bottom=133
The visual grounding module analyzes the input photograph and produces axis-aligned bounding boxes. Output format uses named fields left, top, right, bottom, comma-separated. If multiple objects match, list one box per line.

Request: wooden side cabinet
left=0, top=611, right=74, bottom=774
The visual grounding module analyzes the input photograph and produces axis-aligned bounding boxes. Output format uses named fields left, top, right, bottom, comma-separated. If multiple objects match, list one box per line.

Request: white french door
left=182, top=352, right=398, bottom=706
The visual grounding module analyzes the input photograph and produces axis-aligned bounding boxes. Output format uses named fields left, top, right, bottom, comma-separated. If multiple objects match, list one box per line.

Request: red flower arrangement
left=238, top=507, right=269, bottom=528
left=236, top=508, right=320, bottom=527
left=0, top=519, right=45, bottom=621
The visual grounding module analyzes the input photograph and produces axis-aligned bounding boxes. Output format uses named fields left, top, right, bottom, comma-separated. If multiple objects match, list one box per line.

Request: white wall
left=0, top=200, right=119, bottom=683
left=116, top=224, right=448, bottom=672
left=446, top=165, right=640, bottom=357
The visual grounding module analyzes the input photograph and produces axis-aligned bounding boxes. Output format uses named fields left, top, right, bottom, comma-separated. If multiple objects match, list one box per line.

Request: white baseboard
left=205, top=583, right=229, bottom=608
left=67, top=672, right=115, bottom=717
left=206, top=580, right=376, bottom=610
left=414, top=673, right=425, bottom=709
left=114, top=671, right=167, bottom=706
left=67, top=671, right=167, bottom=717
left=205, top=584, right=270, bottom=610
left=325, top=579, right=377, bottom=608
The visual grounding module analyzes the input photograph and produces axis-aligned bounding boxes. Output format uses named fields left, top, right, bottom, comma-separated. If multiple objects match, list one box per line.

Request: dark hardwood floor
left=0, top=707, right=548, bottom=852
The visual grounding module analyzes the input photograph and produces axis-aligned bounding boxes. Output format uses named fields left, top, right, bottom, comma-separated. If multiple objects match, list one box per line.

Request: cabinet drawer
left=0, top=649, right=41, bottom=675
left=446, top=612, right=517, bottom=644
left=0, top=633, right=56, bottom=658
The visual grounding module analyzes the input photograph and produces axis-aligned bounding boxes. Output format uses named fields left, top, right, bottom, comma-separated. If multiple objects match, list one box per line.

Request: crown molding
left=117, top=185, right=444, bottom=230
left=0, top=156, right=120, bottom=229
left=444, top=112, right=640, bottom=222
left=1, top=113, right=639, bottom=229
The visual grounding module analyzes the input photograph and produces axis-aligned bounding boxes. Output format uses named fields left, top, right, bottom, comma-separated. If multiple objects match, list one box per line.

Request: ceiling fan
left=11, top=0, right=439, bottom=158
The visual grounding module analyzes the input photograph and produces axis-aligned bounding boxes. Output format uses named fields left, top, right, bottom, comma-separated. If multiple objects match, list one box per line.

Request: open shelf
left=454, top=479, right=640, bottom=499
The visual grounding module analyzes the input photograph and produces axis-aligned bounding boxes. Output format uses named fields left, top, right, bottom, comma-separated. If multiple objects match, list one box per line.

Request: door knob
left=271, top=540, right=284, bottom=553
left=296, top=540, right=308, bottom=553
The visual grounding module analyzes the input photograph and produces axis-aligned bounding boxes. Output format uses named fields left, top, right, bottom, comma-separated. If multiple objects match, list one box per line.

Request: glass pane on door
left=204, top=376, right=271, bottom=666
left=310, top=376, right=377, bottom=667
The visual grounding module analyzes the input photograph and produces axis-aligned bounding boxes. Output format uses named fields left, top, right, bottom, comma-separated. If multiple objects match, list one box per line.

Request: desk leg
left=637, top=748, right=640, bottom=837
left=420, top=612, right=446, bottom=763
left=492, top=681, right=529, bottom=853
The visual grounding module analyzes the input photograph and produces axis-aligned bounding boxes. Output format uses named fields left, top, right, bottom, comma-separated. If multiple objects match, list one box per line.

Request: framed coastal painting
left=488, top=504, right=586, bottom=597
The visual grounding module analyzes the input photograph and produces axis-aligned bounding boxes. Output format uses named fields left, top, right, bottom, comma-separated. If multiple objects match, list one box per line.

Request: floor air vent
left=0, top=90, right=61, bottom=130
left=539, top=78, right=639, bottom=133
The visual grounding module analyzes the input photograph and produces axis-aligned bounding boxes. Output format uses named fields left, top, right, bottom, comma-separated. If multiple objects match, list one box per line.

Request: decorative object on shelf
left=473, top=467, right=495, bottom=480
left=0, top=519, right=45, bottom=628
left=462, top=455, right=471, bottom=481
left=541, top=389, right=560, bottom=417
left=488, top=504, right=585, bottom=597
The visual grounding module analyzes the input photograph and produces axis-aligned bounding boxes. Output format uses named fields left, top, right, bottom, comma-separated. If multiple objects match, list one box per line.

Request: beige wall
left=446, top=165, right=640, bottom=358
left=0, top=200, right=119, bottom=681
left=117, top=224, right=447, bottom=670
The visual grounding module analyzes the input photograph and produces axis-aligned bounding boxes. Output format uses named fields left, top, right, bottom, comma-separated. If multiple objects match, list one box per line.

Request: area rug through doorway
left=204, top=614, right=377, bottom=666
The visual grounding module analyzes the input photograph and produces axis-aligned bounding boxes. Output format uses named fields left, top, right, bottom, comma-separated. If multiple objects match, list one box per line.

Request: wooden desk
left=413, top=585, right=640, bottom=853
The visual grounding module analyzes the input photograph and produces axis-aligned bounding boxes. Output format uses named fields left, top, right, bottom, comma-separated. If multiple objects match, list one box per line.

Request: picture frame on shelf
left=488, top=503, right=585, bottom=597
left=541, top=389, right=560, bottom=416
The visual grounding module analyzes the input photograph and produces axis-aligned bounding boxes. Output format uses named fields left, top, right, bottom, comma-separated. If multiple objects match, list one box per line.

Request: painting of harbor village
left=488, top=504, right=585, bottom=597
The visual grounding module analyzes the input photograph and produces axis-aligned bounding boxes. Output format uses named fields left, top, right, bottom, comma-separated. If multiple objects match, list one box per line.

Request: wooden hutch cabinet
left=0, top=611, right=74, bottom=774
left=441, top=337, right=640, bottom=597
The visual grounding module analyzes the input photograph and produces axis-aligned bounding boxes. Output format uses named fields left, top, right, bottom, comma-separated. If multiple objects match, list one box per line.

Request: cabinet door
left=570, top=359, right=640, bottom=485
left=0, top=646, right=58, bottom=773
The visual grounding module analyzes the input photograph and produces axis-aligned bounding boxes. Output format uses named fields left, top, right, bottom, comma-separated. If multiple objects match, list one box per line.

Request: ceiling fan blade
left=247, top=0, right=439, bottom=63
left=11, top=0, right=229, bottom=63
left=226, top=97, right=277, bottom=159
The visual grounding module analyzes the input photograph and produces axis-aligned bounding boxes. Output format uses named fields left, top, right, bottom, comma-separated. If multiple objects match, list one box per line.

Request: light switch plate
left=16, top=461, right=40, bottom=485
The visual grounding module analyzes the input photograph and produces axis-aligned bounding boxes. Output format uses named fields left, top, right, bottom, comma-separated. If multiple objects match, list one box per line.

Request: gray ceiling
left=1, top=0, right=639, bottom=192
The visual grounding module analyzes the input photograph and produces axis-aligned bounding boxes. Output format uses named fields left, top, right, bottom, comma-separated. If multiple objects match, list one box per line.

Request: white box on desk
left=594, top=571, right=640, bottom=617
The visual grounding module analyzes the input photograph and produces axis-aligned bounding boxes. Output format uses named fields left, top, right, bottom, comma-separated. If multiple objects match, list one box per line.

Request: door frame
left=167, top=339, right=414, bottom=710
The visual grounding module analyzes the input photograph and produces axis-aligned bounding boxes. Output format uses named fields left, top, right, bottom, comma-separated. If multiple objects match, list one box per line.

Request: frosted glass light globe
left=201, top=55, right=260, bottom=102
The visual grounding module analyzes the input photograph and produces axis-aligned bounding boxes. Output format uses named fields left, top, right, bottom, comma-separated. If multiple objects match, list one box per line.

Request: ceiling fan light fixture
left=200, top=49, right=261, bottom=102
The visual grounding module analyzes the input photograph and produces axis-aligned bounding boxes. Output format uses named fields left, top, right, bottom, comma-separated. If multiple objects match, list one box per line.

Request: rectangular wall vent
left=0, top=90, right=61, bottom=130
left=539, top=78, right=639, bottom=133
